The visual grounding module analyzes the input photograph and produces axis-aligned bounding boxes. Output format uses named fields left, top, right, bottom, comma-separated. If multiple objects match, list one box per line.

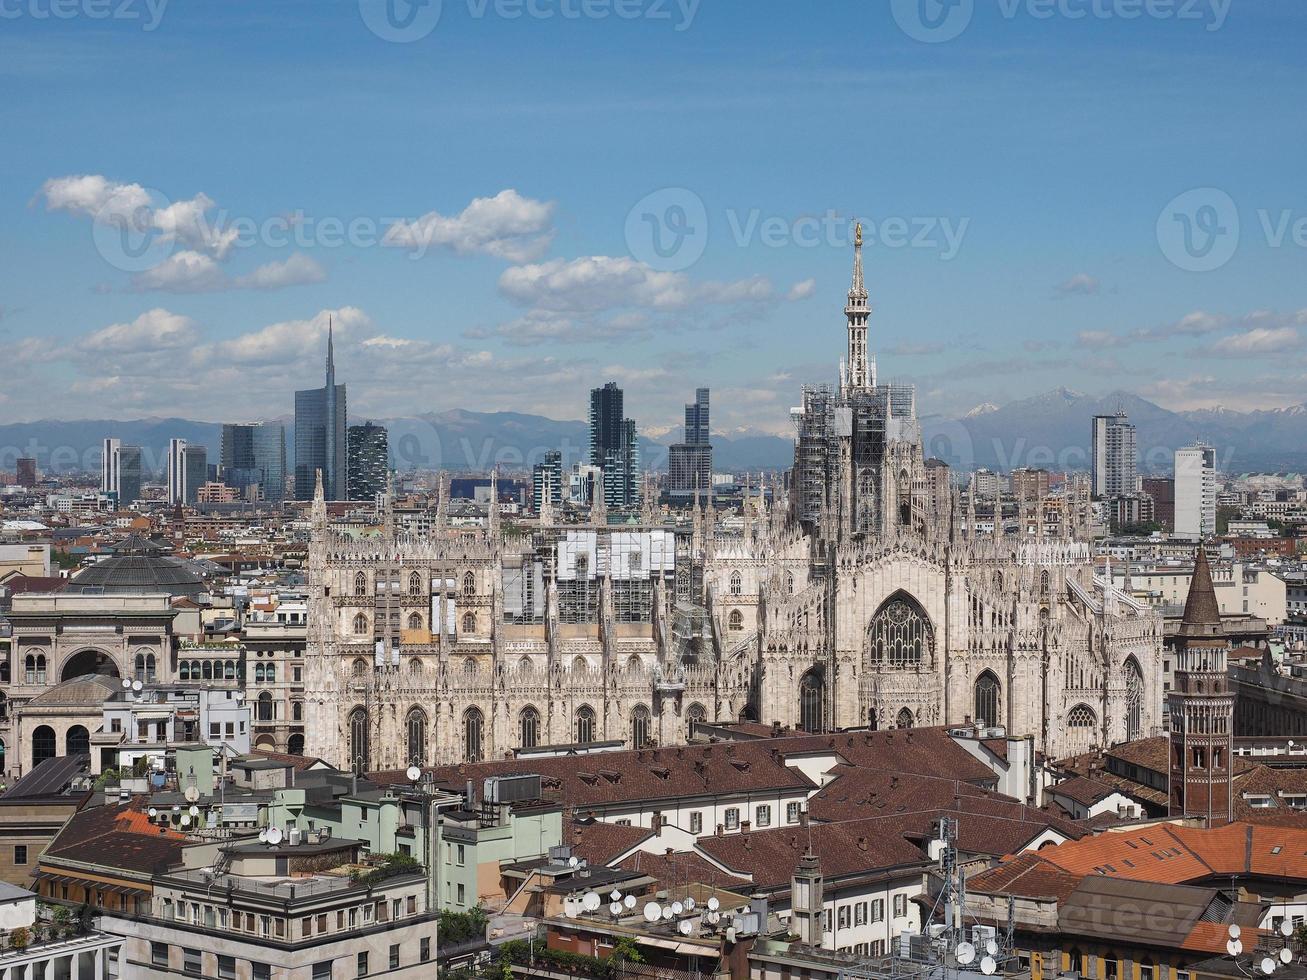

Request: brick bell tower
left=1167, top=546, right=1234, bottom=825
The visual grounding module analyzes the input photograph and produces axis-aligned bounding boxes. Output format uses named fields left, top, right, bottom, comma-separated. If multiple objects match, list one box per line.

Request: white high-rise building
left=1091, top=412, right=1138, bottom=498
left=101, top=437, right=121, bottom=497
left=167, top=438, right=187, bottom=505
left=1174, top=444, right=1217, bottom=539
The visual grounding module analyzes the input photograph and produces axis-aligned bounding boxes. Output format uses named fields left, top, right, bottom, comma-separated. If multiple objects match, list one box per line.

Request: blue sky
left=2, top=0, right=1304, bottom=434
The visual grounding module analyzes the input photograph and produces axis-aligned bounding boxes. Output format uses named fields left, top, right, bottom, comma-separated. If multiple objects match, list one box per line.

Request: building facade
left=303, top=239, right=1164, bottom=772
left=1091, top=412, right=1137, bottom=499
left=346, top=422, right=388, bottom=502
left=588, top=382, right=640, bottom=510
left=222, top=422, right=287, bottom=503
left=1175, top=444, right=1217, bottom=539
left=294, top=324, right=347, bottom=501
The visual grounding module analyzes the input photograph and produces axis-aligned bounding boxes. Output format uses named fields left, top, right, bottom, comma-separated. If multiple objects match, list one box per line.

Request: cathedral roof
left=1179, top=547, right=1222, bottom=636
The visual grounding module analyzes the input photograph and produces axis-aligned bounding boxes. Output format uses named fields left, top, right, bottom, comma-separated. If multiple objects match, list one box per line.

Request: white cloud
left=499, top=255, right=774, bottom=313
left=234, top=254, right=327, bottom=291
left=206, top=307, right=371, bottom=365
left=38, top=174, right=151, bottom=221
left=80, top=309, right=199, bottom=354
left=787, top=278, right=817, bottom=301
left=383, top=189, right=555, bottom=262
left=1055, top=273, right=1101, bottom=296
left=1208, top=326, right=1301, bottom=356
left=130, top=251, right=228, bottom=293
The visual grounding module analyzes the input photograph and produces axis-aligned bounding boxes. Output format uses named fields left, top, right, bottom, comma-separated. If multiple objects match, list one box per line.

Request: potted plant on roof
left=9, top=926, right=30, bottom=951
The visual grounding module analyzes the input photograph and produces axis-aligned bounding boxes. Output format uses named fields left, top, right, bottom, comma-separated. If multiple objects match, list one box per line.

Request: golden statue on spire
left=855, top=221, right=863, bottom=247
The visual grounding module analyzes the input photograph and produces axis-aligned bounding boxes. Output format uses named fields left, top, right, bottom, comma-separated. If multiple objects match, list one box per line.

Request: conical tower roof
left=1179, top=546, right=1222, bottom=637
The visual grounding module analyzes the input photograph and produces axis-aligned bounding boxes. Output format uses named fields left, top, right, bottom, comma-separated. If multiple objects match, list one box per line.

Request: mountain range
left=3, top=391, right=1305, bottom=477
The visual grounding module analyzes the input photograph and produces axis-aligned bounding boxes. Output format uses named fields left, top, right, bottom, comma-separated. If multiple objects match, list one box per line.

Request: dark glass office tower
left=347, top=421, right=389, bottom=501
left=669, top=387, right=712, bottom=503
left=221, top=422, right=287, bottom=502
left=588, top=382, right=640, bottom=509
left=294, top=323, right=348, bottom=500
left=684, top=387, right=710, bottom=446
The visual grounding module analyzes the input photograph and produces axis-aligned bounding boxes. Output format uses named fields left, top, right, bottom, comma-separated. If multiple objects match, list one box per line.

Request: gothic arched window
left=686, top=703, right=707, bottom=730
left=463, top=571, right=476, bottom=597
left=729, top=571, right=742, bottom=596
left=349, top=706, right=369, bottom=773
left=868, top=593, right=933, bottom=669
left=406, top=707, right=427, bottom=765
left=519, top=706, right=541, bottom=749
left=1123, top=657, right=1144, bottom=741
left=576, top=705, right=596, bottom=745
left=408, top=572, right=422, bottom=596
left=1040, top=570, right=1051, bottom=596
left=464, top=708, right=484, bottom=762
left=785, top=571, right=795, bottom=595
left=355, top=572, right=368, bottom=596
left=631, top=705, right=651, bottom=749
left=462, top=612, right=476, bottom=634
left=974, top=671, right=1001, bottom=729
left=352, top=658, right=368, bottom=677
left=407, top=612, right=422, bottom=631
left=728, top=609, right=744, bottom=632
left=799, top=668, right=825, bottom=734
left=896, top=707, right=915, bottom=729
left=463, top=657, right=478, bottom=676
left=353, top=613, right=368, bottom=635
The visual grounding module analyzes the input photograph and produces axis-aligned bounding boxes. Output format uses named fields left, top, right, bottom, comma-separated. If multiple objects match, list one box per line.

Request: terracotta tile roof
left=696, top=817, right=929, bottom=889
left=42, top=802, right=188, bottom=877
left=249, top=749, right=331, bottom=772
left=567, top=819, right=654, bottom=866
left=967, top=852, right=1082, bottom=903
left=616, top=849, right=747, bottom=892
left=1050, top=775, right=1120, bottom=807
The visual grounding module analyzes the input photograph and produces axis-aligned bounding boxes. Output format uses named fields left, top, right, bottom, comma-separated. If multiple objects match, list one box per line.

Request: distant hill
left=6, top=392, right=1306, bottom=477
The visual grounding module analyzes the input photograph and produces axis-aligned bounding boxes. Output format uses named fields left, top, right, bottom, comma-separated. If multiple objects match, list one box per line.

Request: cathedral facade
left=303, top=234, right=1163, bottom=772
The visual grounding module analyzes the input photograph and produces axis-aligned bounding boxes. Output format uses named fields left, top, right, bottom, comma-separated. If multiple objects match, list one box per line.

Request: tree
left=9, top=927, right=29, bottom=950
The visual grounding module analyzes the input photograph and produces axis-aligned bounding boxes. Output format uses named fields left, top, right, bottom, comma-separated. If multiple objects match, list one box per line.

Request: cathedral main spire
left=844, top=222, right=872, bottom=393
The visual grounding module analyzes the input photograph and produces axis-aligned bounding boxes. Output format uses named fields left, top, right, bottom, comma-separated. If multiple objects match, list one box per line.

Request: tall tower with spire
left=844, top=222, right=872, bottom=393
left=1167, top=547, right=1234, bottom=825
left=294, top=318, right=349, bottom=500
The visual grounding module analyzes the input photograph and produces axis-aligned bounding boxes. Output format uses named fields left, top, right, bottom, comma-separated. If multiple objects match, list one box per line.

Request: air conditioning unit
left=288, top=828, right=302, bottom=846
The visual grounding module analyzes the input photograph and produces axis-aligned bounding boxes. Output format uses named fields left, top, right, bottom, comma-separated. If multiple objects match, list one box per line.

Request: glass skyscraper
left=221, top=422, right=287, bottom=502
left=346, top=421, right=389, bottom=502
left=294, top=323, right=347, bottom=500
left=588, top=382, right=640, bottom=509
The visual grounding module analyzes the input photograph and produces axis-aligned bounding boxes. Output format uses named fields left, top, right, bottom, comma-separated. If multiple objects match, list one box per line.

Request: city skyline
left=2, top=5, right=1305, bottom=434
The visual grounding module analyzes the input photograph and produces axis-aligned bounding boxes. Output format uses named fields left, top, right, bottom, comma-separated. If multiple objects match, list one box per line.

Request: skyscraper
left=532, top=450, right=563, bottom=513
left=1091, top=411, right=1137, bottom=498
left=588, top=382, right=640, bottom=509
left=294, top=323, right=347, bottom=500
left=101, top=437, right=120, bottom=497
left=115, top=445, right=142, bottom=505
left=669, top=387, right=713, bottom=504
left=15, top=458, right=36, bottom=489
left=346, top=422, right=389, bottom=502
left=1174, top=444, right=1217, bottom=539
left=181, top=445, right=207, bottom=504
left=221, top=422, right=287, bottom=503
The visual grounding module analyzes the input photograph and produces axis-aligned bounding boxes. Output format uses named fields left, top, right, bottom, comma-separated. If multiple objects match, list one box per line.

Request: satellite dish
left=671, top=901, right=684, bottom=916
left=707, top=897, right=720, bottom=911
left=643, top=902, right=661, bottom=923
left=1281, top=920, right=1294, bottom=938
left=624, top=895, right=636, bottom=909
left=985, top=939, right=998, bottom=956
left=662, top=907, right=673, bottom=921
left=1281, top=949, right=1294, bottom=965
left=121, top=678, right=132, bottom=689
left=1261, top=958, right=1277, bottom=975
left=189, top=805, right=200, bottom=817
left=609, top=890, right=622, bottom=902
left=148, top=807, right=158, bottom=817
left=981, top=956, right=997, bottom=976
left=609, top=902, right=622, bottom=916
left=1228, top=940, right=1244, bottom=957
left=957, top=942, right=976, bottom=965
left=406, top=765, right=421, bottom=783
left=582, top=892, right=600, bottom=912
left=258, top=829, right=269, bottom=843
left=568, top=856, right=579, bottom=867
left=678, top=920, right=693, bottom=935
left=684, top=897, right=696, bottom=912
left=266, top=827, right=283, bottom=845
left=180, top=814, right=191, bottom=826
left=184, top=786, right=200, bottom=803
left=1230, top=925, right=1243, bottom=940
left=708, top=911, right=721, bottom=925
left=132, top=680, right=143, bottom=691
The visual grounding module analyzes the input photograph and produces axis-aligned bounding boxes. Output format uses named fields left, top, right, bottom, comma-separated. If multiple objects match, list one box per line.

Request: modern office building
left=1175, top=444, right=1217, bottom=539
left=346, top=421, right=389, bottom=502
left=167, top=439, right=207, bottom=505
left=100, top=437, right=120, bottom=497
left=588, top=381, right=640, bottom=509
left=221, top=422, right=287, bottom=503
left=669, top=387, right=713, bottom=504
left=115, top=444, right=142, bottom=506
left=532, top=449, right=563, bottom=513
left=1142, top=476, right=1176, bottom=531
left=1091, top=412, right=1137, bottom=498
left=15, top=457, right=36, bottom=488
left=294, top=323, right=347, bottom=500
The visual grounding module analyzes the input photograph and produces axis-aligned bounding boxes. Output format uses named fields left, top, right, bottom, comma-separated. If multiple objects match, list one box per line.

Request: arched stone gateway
left=60, top=648, right=118, bottom=682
